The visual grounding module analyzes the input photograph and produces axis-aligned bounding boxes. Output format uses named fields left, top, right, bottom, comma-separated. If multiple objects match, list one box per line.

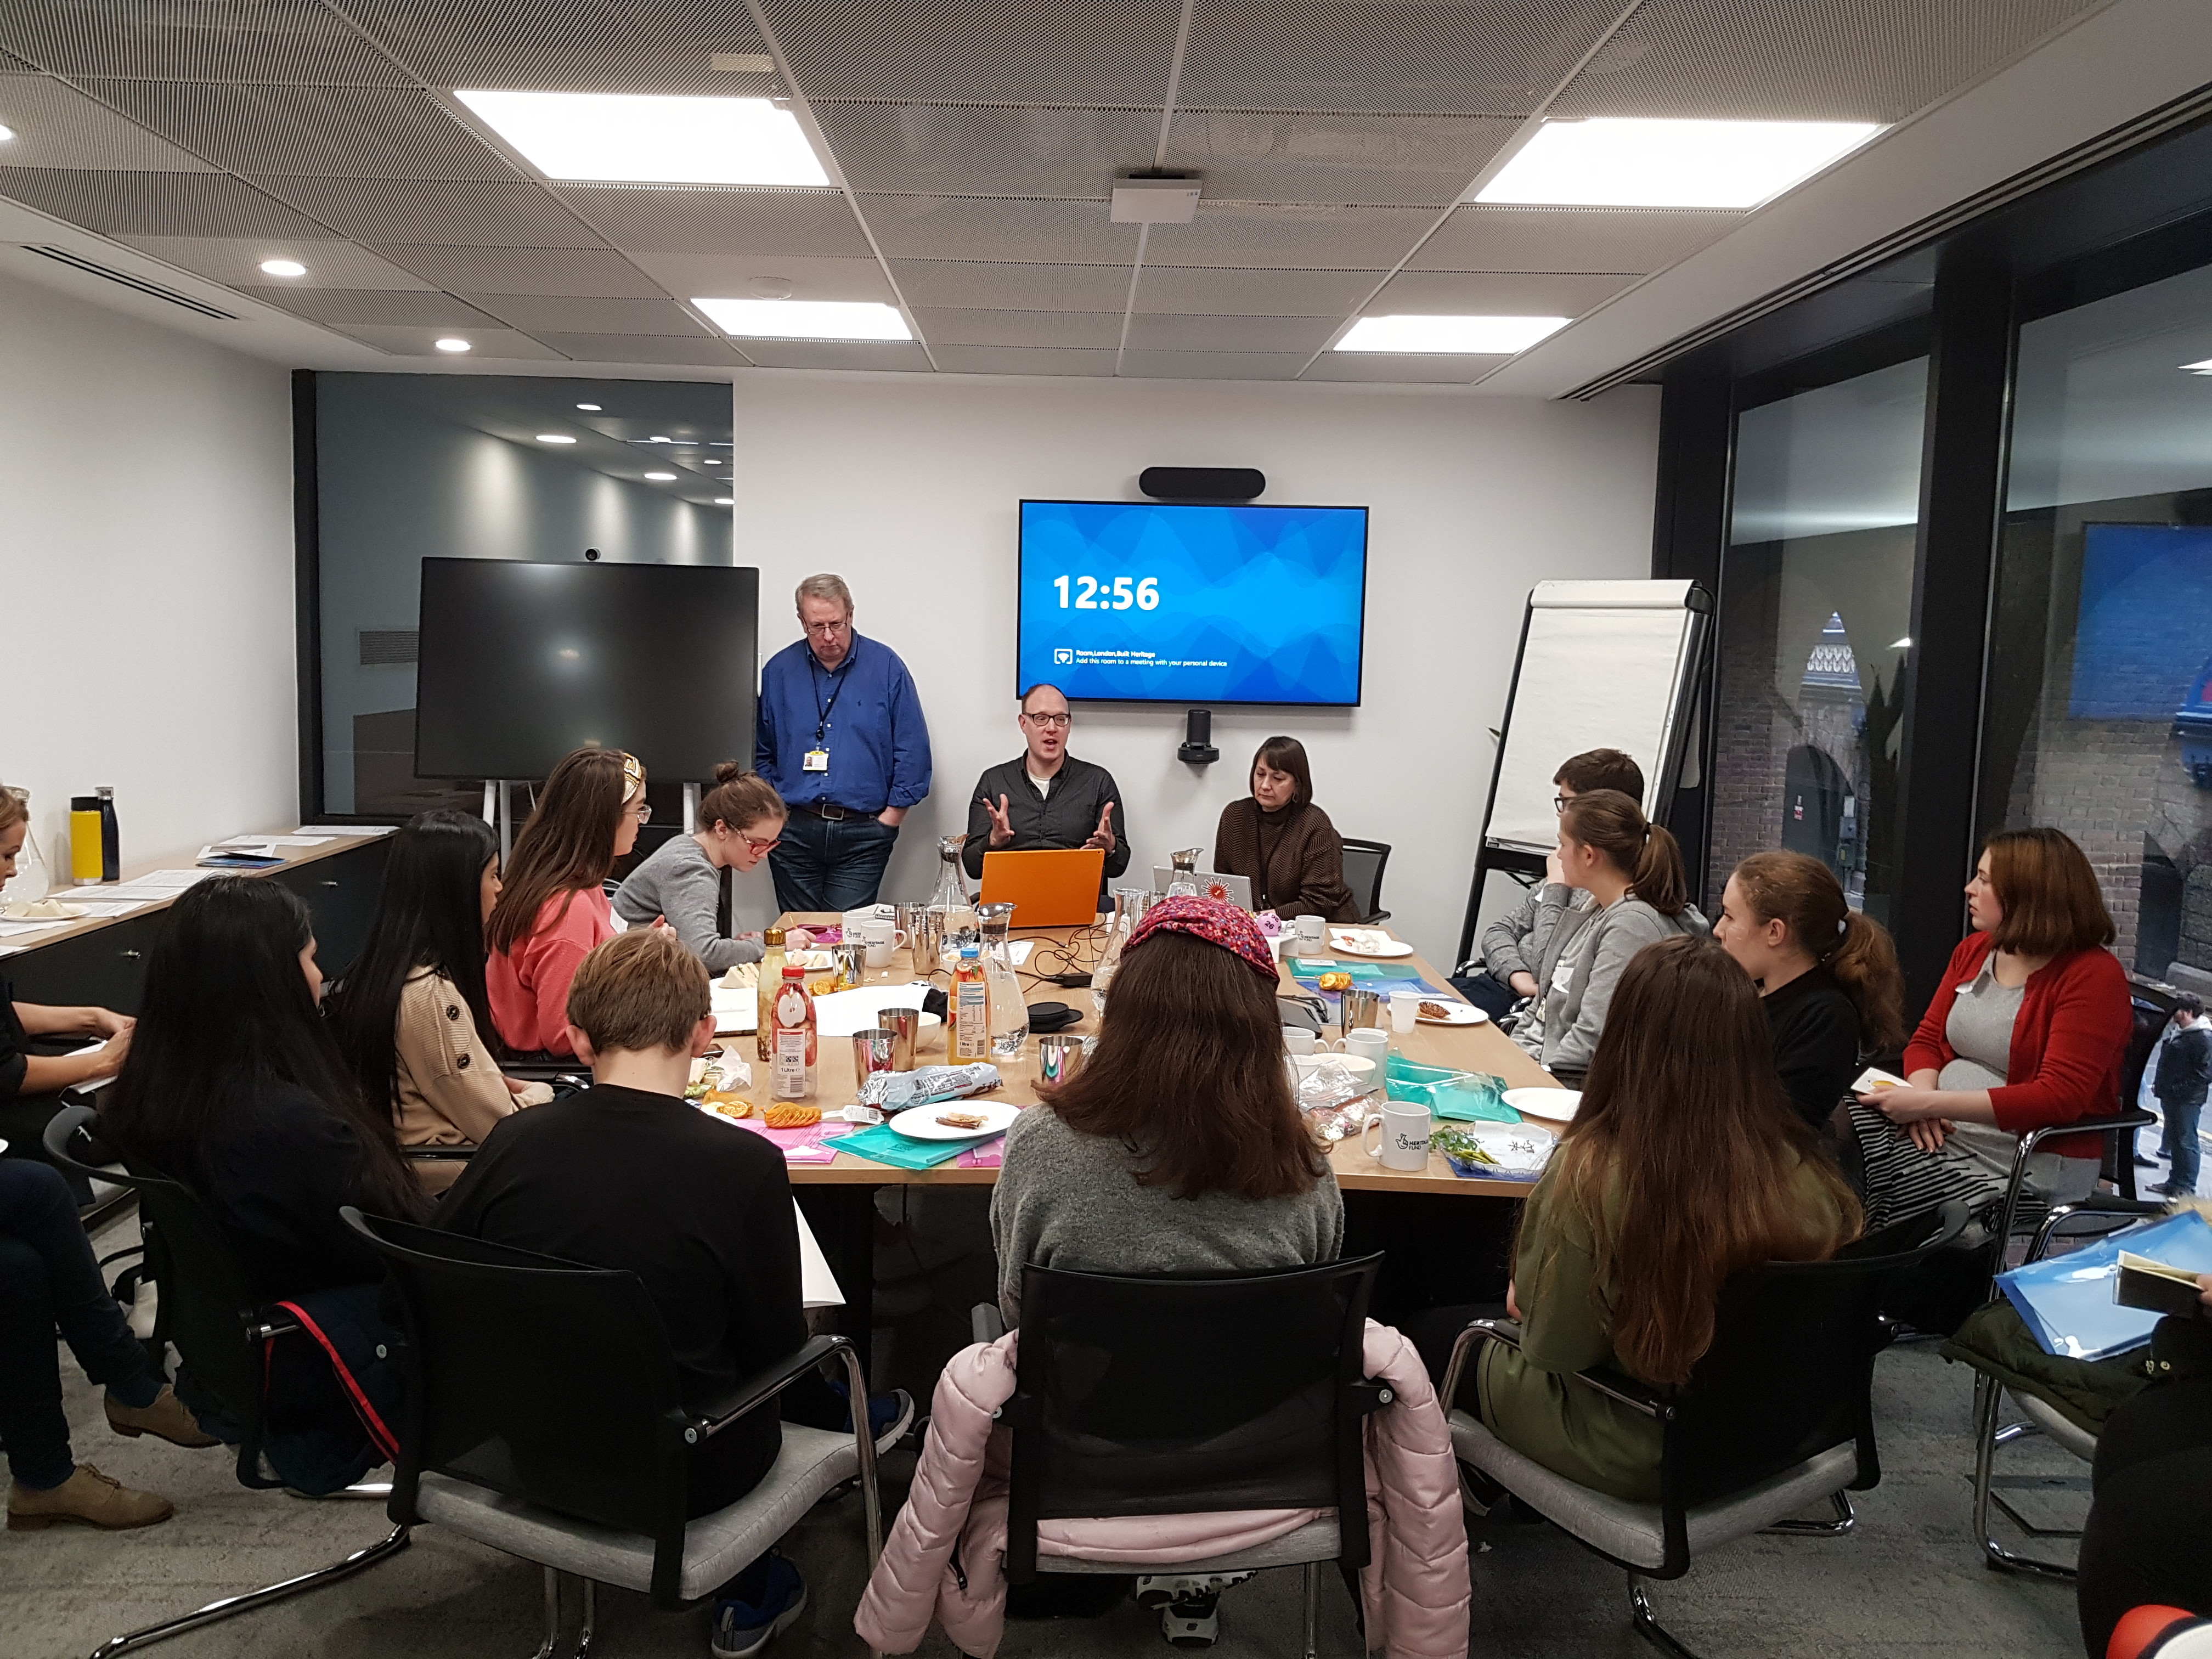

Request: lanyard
left=809, top=639, right=856, bottom=744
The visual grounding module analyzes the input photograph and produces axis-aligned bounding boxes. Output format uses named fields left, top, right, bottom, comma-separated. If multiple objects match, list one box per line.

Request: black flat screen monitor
left=414, top=558, right=759, bottom=781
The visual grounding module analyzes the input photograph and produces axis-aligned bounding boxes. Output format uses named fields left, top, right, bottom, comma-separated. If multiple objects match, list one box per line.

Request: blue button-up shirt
left=754, top=633, right=932, bottom=814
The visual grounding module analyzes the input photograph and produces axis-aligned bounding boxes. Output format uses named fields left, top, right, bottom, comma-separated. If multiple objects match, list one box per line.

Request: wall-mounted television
left=1016, top=499, right=1369, bottom=705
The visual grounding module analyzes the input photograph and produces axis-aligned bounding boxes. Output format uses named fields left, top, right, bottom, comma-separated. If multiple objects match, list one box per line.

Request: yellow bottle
left=69, top=797, right=104, bottom=883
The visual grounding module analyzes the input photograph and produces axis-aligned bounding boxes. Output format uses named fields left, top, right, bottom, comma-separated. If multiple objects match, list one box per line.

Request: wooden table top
left=765, top=913, right=1561, bottom=1197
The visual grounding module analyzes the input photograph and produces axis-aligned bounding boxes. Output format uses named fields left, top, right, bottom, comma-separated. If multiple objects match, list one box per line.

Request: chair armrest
left=244, top=1311, right=303, bottom=1342
left=1440, top=1316, right=1666, bottom=1423
left=1566, top=1366, right=1669, bottom=1420
left=2019, top=1109, right=2155, bottom=1159
left=1440, top=1317, right=1521, bottom=1413
left=691, top=1333, right=847, bottom=1441
left=2028, top=1195, right=2169, bottom=1263
left=972, top=1303, right=1007, bottom=1345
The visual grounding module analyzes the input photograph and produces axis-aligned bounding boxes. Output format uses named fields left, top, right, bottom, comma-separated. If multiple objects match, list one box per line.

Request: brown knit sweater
left=1212, top=798, right=1358, bottom=923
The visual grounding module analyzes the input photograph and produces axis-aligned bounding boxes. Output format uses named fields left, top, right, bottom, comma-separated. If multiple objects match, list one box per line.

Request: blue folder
left=1996, top=1209, right=2212, bottom=1361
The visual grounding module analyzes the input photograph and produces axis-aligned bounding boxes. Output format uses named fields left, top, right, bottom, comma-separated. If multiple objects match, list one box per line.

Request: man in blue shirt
left=754, top=573, right=932, bottom=914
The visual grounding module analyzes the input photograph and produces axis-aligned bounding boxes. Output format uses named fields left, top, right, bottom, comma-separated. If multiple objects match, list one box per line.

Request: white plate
left=1438, top=1122, right=1557, bottom=1180
left=890, top=1101, right=1020, bottom=1141
left=1414, top=1002, right=1488, bottom=1026
left=1504, top=1087, right=1581, bottom=1124
left=1329, top=934, right=1414, bottom=958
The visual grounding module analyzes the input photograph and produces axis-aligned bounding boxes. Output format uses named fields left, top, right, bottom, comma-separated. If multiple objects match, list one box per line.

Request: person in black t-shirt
left=1714, top=851, right=1907, bottom=1136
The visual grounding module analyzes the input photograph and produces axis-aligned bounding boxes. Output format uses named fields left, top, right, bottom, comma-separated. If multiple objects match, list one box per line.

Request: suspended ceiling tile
left=1369, top=269, right=1637, bottom=313
left=1116, top=348, right=1307, bottom=380
left=888, top=258, right=1130, bottom=311
left=1410, top=205, right=1741, bottom=273
left=238, top=286, right=505, bottom=326
left=463, top=293, right=708, bottom=334
left=760, top=0, right=1183, bottom=105
left=861, top=195, right=1141, bottom=265
left=0, top=2, right=416, bottom=84
left=736, top=338, right=933, bottom=371
left=0, top=166, right=331, bottom=237
left=558, top=185, right=871, bottom=257
left=87, top=82, right=514, bottom=180
left=1132, top=264, right=1379, bottom=316
left=1302, top=350, right=1508, bottom=381
left=331, top=323, right=571, bottom=358
left=0, top=74, right=216, bottom=171
left=1142, top=200, right=1428, bottom=269
left=1549, top=0, right=2103, bottom=122
left=1174, top=0, right=1628, bottom=116
left=809, top=103, right=1153, bottom=199
left=933, top=343, right=1119, bottom=376
left=527, top=331, right=749, bottom=365
left=343, top=1, right=778, bottom=98
left=1164, top=111, right=1520, bottom=207
left=630, top=250, right=895, bottom=303
left=116, top=234, right=438, bottom=290
left=364, top=244, right=667, bottom=296
left=910, top=307, right=1125, bottom=348
left=1124, top=312, right=1338, bottom=353
left=253, top=176, right=607, bottom=248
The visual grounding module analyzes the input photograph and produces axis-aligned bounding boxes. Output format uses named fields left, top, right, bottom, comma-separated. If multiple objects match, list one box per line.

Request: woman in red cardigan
left=1848, top=826, right=2131, bottom=1232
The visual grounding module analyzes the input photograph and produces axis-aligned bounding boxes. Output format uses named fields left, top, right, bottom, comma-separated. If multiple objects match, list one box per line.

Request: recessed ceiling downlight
left=258, top=258, right=307, bottom=278
left=434, top=337, right=471, bottom=352
left=577, top=402, right=603, bottom=410
left=1475, top=117, right=1882, bottom=211
left=713, top=496, right=735, bottom=506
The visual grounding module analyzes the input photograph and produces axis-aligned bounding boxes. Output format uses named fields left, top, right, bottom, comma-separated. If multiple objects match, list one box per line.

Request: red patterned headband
left=1123, top=895, right=1280, bottom=984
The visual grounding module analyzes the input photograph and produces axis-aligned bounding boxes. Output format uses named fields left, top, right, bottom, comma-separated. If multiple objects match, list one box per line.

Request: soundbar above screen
left=415, top=558, right=758, bottom=781
left=1016, top=499, right=1368, bottom=705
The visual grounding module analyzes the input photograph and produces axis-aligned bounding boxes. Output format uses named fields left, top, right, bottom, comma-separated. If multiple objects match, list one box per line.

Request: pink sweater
left=487, top=887, right=615, bottom=1057
left=856, top=1321, right=1469, bottom=1659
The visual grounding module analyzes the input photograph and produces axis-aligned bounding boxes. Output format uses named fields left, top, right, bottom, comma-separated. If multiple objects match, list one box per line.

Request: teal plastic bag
left=1384, top=1055, right=1516, bottom=1122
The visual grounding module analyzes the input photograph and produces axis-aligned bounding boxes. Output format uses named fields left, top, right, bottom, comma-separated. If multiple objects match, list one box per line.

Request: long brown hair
left=1984, top=827, right=2115, bottom=956
left=487, top=747, right=639, bottom=955
left=1730, top=851, right=1906, bottom=1051
left=1538, top=934, right=1861, bottom=1386
left=1047, top=930, right=1327, bottom=1201
left=1559, top=788, right=1689, bottom=916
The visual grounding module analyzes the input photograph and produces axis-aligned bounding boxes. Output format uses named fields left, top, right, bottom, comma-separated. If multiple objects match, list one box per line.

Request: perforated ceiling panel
left=252, top=176, right=608, bottom=247
left=1125, top=311, right=1338, bottom=352
left=1164, top=111, right=1521, bottom=206
left=761, top=0, right=1184, bottom=106
left=933, top=343, right=1117, bottom=376
left=343, top=1, right=777, bottom=97
left=809, top=103, right=1155, bottom=199
left=629, top=250, right=897, bottom=303
left=364, top=244, right=665, bottom=296
left=1142, top=201, right=1429, bottom=268
left=331, top=323, right=568, bottom=357
left=557, top=186, right=871, bottom=257
left=1410, top=205, right=1741, bottom=273
left=1117, top=347, right=1305, bottom=380
left=240, top=285, right=502, bottom=326
left=0, top=73, right=216, bottom=170
left=1305, top=349, right=1509, bottom=381
left=526, top=331, right=750, bottom=365
left=1372, top=268, right=1638, bottom=313
left=0, top=3, right=414, bottom=85
left=1134, top=264, right=1380, bottom=315
left=910, top=306, right=1124, bottom=348
left=460, top=292, right=709, bottom=335
left=115, top=233, right=438, bottom=289
left=864, top=196, right=1144, bottom=266
left=89, top=83, right=514, bottom=179
left=0, top=166, right=332, bottom=236
left=734, top=337, right=933, bottom=371
left=888, top=258, right=1131, bottom=312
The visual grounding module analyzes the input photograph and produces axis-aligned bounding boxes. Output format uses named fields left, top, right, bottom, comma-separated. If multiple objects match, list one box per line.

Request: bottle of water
left=1091, top=888, right=1135, bottom=1018
left=984, top=939, right=1028, bottom=1057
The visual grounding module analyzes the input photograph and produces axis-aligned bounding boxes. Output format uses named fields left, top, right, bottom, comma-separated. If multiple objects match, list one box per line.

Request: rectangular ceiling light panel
left=1336, top=314, right=1569, bottom=354
left=693, top=296, right=911, bottom=340
left=1476, top=118, right=1882, bottom=210
left=455, top=89, right=828, bottom=187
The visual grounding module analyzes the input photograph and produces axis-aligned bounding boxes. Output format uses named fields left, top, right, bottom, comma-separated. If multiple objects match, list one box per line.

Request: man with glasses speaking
left=755, top=573, right=932, bottom=913
left=962, top=684, right=1130, bottom=899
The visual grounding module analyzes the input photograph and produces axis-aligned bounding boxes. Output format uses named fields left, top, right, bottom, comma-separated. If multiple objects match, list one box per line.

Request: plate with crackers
left=888, top=1101, right=1019, bottom=1142
left=1413, top=998, right=1487, bottom=1026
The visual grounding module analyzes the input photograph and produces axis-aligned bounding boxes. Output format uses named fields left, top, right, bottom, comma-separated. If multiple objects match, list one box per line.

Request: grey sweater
left=1478, top=882, right=1589, bottom=981
left=989, top=1105, right=1344, bottom=1325
left=613, top=833, right=763, bottom=973
left=1512, top=894, right=1709, bottom=1076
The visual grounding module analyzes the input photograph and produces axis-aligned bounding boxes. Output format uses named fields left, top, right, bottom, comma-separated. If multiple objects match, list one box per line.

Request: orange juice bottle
left=951, top=944, right=990, bottom=1062
left=755, top=927, right=786, bottom=1062
left=769, top=965, right=816, bottom=1101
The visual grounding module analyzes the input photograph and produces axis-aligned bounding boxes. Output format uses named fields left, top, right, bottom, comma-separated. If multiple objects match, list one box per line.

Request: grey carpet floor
left=1, top=1233, right=2094, bottom=1659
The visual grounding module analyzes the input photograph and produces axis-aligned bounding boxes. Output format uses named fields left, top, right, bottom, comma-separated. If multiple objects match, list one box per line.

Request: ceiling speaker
left=1138, top=466, right=1265, bottom=502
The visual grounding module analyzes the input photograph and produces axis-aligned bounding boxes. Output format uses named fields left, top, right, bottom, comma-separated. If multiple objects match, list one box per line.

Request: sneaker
left=106, top=1384, right=220, bottom=1449
left=2152, top=1181, right=2196, bottom=1197
left=8, top=1464, right=174, bottom=1532
left=828, top=1380, right=916, bottom=1453
left=1160, top=1591, right=1221, bottom=1648
left=711, top=1555, right=806, bottom=1658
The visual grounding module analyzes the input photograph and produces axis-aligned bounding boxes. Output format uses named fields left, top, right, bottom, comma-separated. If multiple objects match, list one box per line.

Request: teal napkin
left=834, top=1123, right=1000, bottom=1170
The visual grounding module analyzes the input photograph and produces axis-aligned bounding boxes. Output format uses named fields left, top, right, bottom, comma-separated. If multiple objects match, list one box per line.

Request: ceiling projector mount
left=1111, top=173, right=1201, bottom=223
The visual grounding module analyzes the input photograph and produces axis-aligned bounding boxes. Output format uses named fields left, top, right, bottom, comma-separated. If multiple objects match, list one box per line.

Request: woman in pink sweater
left=486, top=747, right=647, bottom=1058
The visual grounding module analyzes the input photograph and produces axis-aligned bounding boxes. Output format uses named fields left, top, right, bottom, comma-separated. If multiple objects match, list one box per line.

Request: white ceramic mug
left=1328, top=1026, right=1389, bottom=1069
left=1282, top=1025, right=1317, bottom=1056
left=1363, top=1099, right=1432, bottom=1171
left=859, top=918, right=907, bottom=969
left=1293, top=913, right=1325, bottom=957
left=1388, top=989, right=1420, bottom=1034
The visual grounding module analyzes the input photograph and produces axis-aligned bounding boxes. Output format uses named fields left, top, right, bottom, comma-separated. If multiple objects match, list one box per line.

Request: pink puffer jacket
left=855, top=1320, right=1469, bottom=1658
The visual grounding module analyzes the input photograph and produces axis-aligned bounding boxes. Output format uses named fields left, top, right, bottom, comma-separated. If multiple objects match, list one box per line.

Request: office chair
left=1339, top=839, right=1391, bottom=925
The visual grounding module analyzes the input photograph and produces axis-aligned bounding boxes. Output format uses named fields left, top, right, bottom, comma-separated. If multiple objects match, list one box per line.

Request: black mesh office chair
left=1339, top=840, right=1391, bottom=924
left=42, top=1104, right=410, bottom=1658
left=1443, top=1202, right=1968, bottom=1658
left=999, top=1255, right=1389, bottom=1659
left=346, top=1207, right=882, bottom=1656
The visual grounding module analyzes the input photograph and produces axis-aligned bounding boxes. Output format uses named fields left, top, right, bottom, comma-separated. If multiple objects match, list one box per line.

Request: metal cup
left=852, top=1027, right=898, bottom=1085
left=833, top=940, right=866, bottom=990
left=895, top=902, right=928, bottom=956
left=877, top=1006, right=923, bottom=1071
left=1037, top=1033, right=1087, bottom=1086
left=1340, top=987, right=1384, bottom=1037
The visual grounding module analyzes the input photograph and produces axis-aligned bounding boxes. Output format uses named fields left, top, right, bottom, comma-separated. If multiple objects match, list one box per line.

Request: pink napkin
left=730, top=1116, right=851, bottom=1164
left=955, top=1139, right=1006, bottom=1169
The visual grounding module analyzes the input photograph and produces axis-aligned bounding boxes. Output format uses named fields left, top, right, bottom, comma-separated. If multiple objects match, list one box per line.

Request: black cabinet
left=276, top=839, right=387, bottom=981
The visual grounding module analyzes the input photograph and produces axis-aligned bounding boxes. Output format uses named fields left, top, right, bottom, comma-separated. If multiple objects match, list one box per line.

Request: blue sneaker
left=711, top=1555, right=806, bottom=1658
left=827, top=1381, right=916, bottom=1451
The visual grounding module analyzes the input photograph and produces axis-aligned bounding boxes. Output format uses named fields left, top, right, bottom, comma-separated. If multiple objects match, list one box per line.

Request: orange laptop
left=979, top=848, right=1108, bottom=928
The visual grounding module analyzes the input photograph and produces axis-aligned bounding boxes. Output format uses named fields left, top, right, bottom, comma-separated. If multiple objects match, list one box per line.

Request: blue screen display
left=1017, top=500, right=1368, bottom=704
left=2070, top=523, right=2212, bottom=719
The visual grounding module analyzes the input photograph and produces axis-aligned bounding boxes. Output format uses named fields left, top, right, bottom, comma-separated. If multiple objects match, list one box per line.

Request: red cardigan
left=1903, top=932, right=2131, bottom=1156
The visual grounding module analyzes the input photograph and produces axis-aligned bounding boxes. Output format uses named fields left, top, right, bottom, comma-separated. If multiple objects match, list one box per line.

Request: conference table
left=767, top=913, right=1562, bottom=1373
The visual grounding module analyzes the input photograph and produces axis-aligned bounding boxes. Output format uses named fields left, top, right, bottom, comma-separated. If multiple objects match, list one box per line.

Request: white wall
left=730, top=372, right=1659, bottom=967
left=0, top=269, right=297, bottom=890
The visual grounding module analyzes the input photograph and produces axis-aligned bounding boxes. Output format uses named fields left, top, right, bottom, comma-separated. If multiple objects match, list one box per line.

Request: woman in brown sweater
left=1212, top=736, right=1358, bottom=924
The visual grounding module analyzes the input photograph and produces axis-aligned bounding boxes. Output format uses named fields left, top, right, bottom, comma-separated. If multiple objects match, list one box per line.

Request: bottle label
left=772, top=1026, right=811, bottom=1099
left=956, top=981, right=988, bottom=1059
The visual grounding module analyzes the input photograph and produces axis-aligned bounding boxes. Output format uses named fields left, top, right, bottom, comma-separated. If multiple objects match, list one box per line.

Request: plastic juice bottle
left=756, top=927, right=787, bottom=1062
left=769, top=964, right=816, bottom=1101
left=951, top=944, right=990, bottom=1062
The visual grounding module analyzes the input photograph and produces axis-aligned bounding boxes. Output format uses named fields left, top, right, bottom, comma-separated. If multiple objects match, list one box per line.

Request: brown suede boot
left=105, top=1384, right=219, bottom=1449
left=8, top=1465, right=174, bottom=1531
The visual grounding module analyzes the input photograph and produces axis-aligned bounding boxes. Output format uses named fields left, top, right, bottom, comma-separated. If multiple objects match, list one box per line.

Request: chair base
left=1629, top=1575, right=1702, bottom=1659
left=1759, top=1491, right=1855, bottom=1537
left=535, top=1567, right=597, bottom=1659
left=87, top=1524, right=411, bottom=1658
left=1971, top=1377, right=2084, bottom=1582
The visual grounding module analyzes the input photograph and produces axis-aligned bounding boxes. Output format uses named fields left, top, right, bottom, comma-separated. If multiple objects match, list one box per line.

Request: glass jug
left=1166, top=847, right=1204, bottom=898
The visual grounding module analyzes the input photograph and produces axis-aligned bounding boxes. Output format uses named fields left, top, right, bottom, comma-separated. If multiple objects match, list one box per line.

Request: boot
left=8, top=1464, right=174, bottom=1531
left=105, top=1384, right=220, bottom=1449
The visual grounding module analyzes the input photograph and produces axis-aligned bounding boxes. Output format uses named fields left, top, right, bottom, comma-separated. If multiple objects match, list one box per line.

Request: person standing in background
left=755, top=574, right=931, bottom=916
left=2152, top=992, right=2209, bottom=1197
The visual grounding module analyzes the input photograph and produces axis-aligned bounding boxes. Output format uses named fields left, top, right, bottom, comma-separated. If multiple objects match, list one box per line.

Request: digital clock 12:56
left=1052, top=574, right=1161, bottom=611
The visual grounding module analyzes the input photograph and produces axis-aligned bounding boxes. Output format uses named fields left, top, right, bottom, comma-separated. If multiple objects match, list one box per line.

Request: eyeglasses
left=804, top=617, right=851, bottom=637
left=738, top=833, right=781, bottom=855
left=1022, top=711, right=1073, bottom=728
left=1553, top=793, right=1570, bottom=814
left=629, top=801, right=653, bottom=823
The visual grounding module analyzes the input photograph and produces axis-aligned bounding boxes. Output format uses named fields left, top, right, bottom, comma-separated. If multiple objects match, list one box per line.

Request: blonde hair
left=0, top=786, right=25, bottom=833
left=794, top=573, right=853, bottom=614
left=566, top=929, right=710, bottom=1056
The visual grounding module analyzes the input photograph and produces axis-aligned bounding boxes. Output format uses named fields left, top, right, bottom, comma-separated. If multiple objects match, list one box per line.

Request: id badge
left=803, top=748, right=830, bottom=774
